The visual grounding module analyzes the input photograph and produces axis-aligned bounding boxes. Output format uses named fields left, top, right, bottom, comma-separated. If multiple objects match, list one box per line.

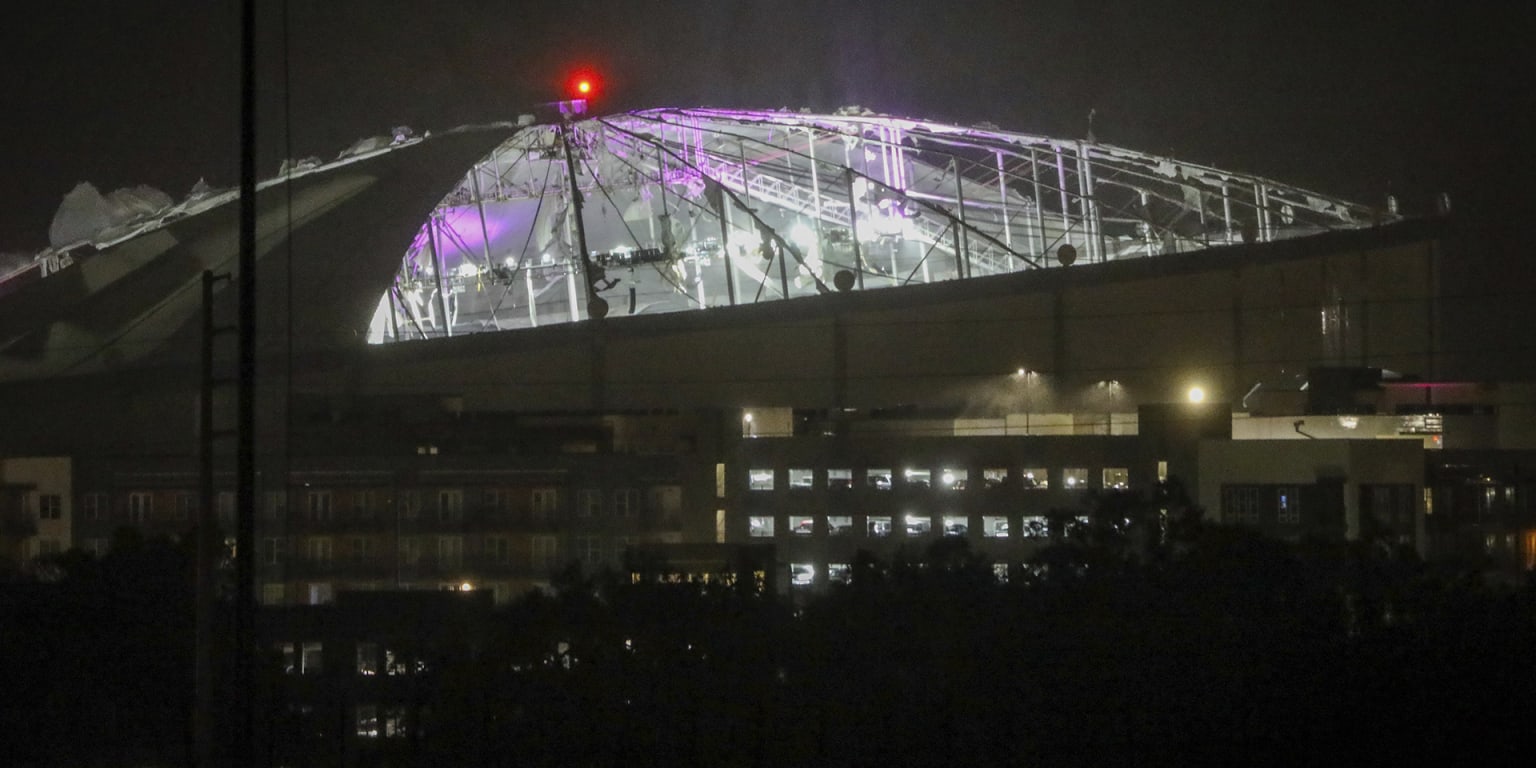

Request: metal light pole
left=235, top=0, right=259, bottom=762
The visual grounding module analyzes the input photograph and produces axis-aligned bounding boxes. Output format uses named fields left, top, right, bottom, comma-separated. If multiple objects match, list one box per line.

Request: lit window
left=982, top=468, right=1008, bottom=489
left=376, top=706, right=407, bottom=738
left=276, top=642, right=297, bottom=674
left=1102, top=468, right=1129, bottom=490
left=301, top=642, right=323, bottom=674
left=1021, top=468, right=1049, bottom=490
left=749, top=516, right=776, bottom=538
left=1277, top=487, right=1301, bottom=525
left=939, top=468, right=968, bottom=491
left=748, top=469, right=775, bottom=491
left=827, top=469, right=853, bottom=489
left=1062, top=468, right=1088, bottom=489
left=866, top=469, right=892, bottom=490
left=903, top=469, right=932, bottom=489
left=788, top=468, right=814, bottom=489
left=942, top=515, right=968, bottom=536
left=992, top=563, right=1010, bottom=583
left=904, top=515, right=932, bottom=536
left=1020, top=516, right=1050, bottom=539
left=982, top=516, right=1009, bottom=538
left=827, top=515, right=853, bottom=536
left=790, top=563, right=815, bottom=586
left=357, top=643, right=379, bottom=676
left=791, top=517, right=815, bottom=536
left=866, top=515, right=892, bottom=537
left=356, top=705, right=379, bottom=738
left=827, top=563, right=852, bottom=584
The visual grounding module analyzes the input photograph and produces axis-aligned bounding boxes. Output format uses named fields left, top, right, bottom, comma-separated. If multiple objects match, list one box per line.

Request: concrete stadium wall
left=321, top=220, right=1445, bottom=415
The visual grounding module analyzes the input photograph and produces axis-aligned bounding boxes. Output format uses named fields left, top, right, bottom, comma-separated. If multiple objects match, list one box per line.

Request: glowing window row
left=747, top=467, right=1129, bottom=491
left=749, top=514, right=1089, bottom=539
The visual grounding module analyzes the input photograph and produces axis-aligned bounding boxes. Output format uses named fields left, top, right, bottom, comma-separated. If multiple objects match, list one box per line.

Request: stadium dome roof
left=371, top=106, right=1390, bottom=342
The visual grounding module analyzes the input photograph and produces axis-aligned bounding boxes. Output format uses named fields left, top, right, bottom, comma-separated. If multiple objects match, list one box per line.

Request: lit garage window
left=903, top=468, right=932, bottom=489
left=356, top=705, right=379, bottom=738
left=301, top=642, right=324, bottom=674
left=1063, top=468, right=1088, bottom=489
left=982, top=468, right=1008, bottom=488
left=1102, top=468, right=1129, bottom=489
left=942, top=515, right=968, bottom=536
left=827, top=563, right=852, bottom=584
left=788, top=468, right=815, bottom=489
left=866, top=469, right=892, bottom=490
left=867, top=516, right=892, bottom=537
left=791, top=516, right=815, bottom=536
left=904, top=515, right=932, bottom=535
left=982, top=516, right=1009, bottom=538
left=827, top=468, right=853, bottom=489
left=939, top=468, right=968, bottom=490
left=790, top=563, right=815, bottom=586
left=1021, top=468, right=1049, bottom=489
left=748, top=470, right=775, bottom=491
left=749, top=516, right=775, bottom=538
left=1020, top=516, right=1050, bottom=538
left=827, top=515, right=853, bottom=536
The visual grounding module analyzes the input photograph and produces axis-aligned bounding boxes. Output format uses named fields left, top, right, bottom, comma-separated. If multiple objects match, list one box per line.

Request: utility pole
left=557, top=110, right=607, bottom=320
left=235, top=0, right=259, bottom=762
left=196, top=270, right=234, bottom=767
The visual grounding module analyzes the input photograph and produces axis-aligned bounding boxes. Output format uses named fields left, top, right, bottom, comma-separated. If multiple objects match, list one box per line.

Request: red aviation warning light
left=557, top=71, right=600, bottom=117
left=567, top=70, right=600, bottom=101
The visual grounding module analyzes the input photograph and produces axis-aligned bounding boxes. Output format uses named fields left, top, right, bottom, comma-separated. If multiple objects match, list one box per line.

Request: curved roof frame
left=372, top=108, right=1389, bottom=343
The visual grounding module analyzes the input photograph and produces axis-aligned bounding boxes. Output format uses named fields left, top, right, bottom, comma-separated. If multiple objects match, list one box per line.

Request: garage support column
left=833, top=311, right=848, bottom=418
left=591, top=326, right=606, bottom=411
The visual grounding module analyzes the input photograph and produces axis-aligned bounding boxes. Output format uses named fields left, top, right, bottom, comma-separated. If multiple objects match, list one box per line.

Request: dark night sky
left=1, top=0, right=1529, bottom=254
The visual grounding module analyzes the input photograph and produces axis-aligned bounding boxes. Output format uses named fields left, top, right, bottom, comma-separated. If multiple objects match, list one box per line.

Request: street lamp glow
left=1187, top=386, right=1206, bottom=403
